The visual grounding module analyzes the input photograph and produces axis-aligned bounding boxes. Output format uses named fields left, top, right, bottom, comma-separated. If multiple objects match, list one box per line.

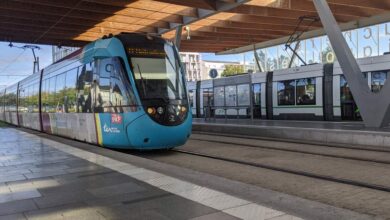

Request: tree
left=221, top=65, right=245, bottom=77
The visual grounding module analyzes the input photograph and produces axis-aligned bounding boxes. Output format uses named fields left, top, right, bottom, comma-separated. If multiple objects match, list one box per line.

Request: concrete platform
left=193, top=119, right=390, bottom=148
left=0, top=128, right=303, bottom=220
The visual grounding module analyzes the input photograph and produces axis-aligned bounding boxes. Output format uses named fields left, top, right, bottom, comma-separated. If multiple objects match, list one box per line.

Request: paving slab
left=0, top=127, right=304, bottom=220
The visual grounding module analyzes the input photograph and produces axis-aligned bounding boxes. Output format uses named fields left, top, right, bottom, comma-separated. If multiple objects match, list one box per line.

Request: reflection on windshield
left=131, top=44, right=186, bottom=101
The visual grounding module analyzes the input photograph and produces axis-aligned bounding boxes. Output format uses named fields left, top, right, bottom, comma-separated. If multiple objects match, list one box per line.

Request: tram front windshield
left=130, top=43, right=186, bottom=101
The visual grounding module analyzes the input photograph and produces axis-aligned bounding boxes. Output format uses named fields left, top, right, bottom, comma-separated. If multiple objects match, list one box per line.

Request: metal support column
left=175, top=25, right=183, bottom=50
left=313, top=0, right=390, bottom=128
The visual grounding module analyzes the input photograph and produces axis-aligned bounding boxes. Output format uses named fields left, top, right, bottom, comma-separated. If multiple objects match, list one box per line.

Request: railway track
left=172, top=148, right=390, bottom=193
left=191, top=132, right=390, bottom=165
left=194, top=131, right=390, bottom=153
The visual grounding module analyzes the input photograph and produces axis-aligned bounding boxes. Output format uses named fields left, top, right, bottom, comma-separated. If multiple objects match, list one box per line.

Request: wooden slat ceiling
left=0, top=0, right=389, bottom=53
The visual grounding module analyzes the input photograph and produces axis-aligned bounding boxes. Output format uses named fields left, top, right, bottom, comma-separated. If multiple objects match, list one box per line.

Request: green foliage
left=221, top=65, right=245, bottom=77
left=0, top=121, right=8, bottom=127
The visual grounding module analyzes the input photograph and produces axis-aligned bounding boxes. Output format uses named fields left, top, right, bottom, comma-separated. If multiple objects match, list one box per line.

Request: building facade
left=52, top=46, right=79, bottom=63
left=200, top=60, right=242, bottom=79
left=255, top=22, right=390, bottom=72
left=180, top=53, right=202, bottom=82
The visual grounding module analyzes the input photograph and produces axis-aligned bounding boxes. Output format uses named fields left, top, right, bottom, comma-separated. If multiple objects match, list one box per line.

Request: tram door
left=252, top=83, right=261, bottom=119
left=340, top=75, right=361, bottom=120
left=202, top=88, right=214, bottom=118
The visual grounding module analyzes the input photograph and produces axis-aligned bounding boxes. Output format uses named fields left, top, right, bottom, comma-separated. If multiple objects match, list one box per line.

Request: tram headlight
left=157, top=107, right=164, bottom=114
left=181, top=106, right=187, bottom=113
left=147, top=107, right=156, bottom=115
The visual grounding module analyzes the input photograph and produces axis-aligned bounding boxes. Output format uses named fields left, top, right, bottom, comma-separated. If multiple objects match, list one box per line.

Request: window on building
left=277, top=80, right=295, bottom=105
left=296, top=78, right=316, bottom=105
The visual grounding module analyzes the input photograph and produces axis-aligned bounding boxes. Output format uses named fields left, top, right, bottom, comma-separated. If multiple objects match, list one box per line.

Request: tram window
left=65, top=68, right=78, bottom=113
left=203, top=88, right=214, bottom=107
left=237, top=84, right=250, bottom=106
left=77, top=63, right=93, bottom=113
left=32, top=83, right=39, bottom=113
left=188, top=90, right=194, bottom=108
left=48, top=76, right=57, bottom=113
left=11, top=90, right=17, bottom=112
left=111, top=58, right=136, bottom=112
left=340, top=75, right=353, bottom=103
left=296, top=78, right=316, bottom=105
left=56, top=73, right=66, bottom=113
left=371, top=71, right=387, bottom=93
left=225, top=85, right=237, bottom=107
left=214, top=86, right=224, bottom=107
left=18, top=87, right=23, bottom=112
left=277, top=80, right=295, bottom=106
left=27, top=85, right=31, bottom=113
left=42, top=79, right=49, bottom=113
left=252, top=84, right=261, bottom=106
left=26, top=86, right=32, bottom=113
left=95, top=59, right=111, bottom=113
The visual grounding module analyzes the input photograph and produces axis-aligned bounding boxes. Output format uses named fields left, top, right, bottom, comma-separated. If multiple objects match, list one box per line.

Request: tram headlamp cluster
left=147, top=106, right=166, bottom=116
left=146, top=104, right=188, bottom=125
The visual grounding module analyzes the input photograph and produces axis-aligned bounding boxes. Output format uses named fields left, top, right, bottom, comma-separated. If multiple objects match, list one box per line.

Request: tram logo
left=103, top=123, right=120, bottom=133
left=111, top=114, right=122, bottom=124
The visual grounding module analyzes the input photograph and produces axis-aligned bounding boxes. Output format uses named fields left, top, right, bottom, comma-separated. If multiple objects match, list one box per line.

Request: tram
left=0, top=33, right=192, bottom=150
left=189, top=54, right=390, bottom=121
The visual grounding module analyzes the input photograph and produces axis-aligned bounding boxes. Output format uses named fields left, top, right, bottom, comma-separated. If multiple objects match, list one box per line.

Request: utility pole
left=9, top=43, right=41, bottom=73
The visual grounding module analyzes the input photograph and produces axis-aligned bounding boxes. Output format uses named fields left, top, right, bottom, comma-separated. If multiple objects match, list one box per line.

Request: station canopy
left=1, top=0, right=390, bottom=54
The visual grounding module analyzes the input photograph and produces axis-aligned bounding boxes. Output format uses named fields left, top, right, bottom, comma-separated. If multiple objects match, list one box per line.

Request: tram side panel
left=41, top=59, right=102, bottom=144
left=213, top=74, right=251, bottom=118
left=272, top=64, right=324, bottom=120
left=332, top=54, right=390, bottom=120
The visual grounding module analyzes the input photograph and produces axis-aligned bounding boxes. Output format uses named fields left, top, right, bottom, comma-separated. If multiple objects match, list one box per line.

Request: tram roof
left=1, top=0, right=390, bottom=54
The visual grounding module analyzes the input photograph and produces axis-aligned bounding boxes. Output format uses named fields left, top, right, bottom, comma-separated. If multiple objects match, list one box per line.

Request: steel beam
left=158, top=0, right=250, bottom=35
left=313, top=0, right=390, bottom=128
left=175, top=25, right=183, bottom=50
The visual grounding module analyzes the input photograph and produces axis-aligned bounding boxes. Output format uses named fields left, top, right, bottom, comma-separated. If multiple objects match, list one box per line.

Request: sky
left=0, top=43, right=246, bottom=89
left=0, top=42, right=53, bottom=89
